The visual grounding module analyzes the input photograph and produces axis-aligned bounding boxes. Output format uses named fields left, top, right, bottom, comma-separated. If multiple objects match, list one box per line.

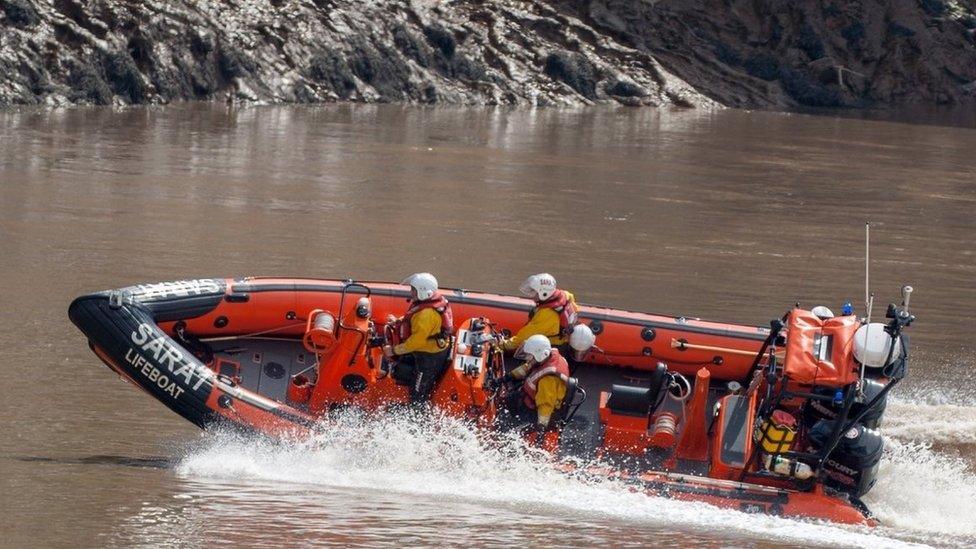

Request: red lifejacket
left=398, top=293, right=454, bottom=345
left=522, top=349, right=570, bottom=409
left=530, top=289, right=579, bottom=336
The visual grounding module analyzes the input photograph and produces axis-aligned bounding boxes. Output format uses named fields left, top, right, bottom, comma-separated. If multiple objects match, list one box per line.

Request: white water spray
left=173, top=408, right=962, bottom=548
left=864, top=438, right=976, bottom=542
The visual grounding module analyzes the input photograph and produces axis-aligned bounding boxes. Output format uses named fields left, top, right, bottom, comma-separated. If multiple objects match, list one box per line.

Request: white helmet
left=811, top=306, right=835, bottom=320
left=519, top=273, right=558, bottom=301
left=515, top=334, right=552, bottom=364
left=401, top=272, right=439, bottom=301
left=569, top=324, right=596, bottom=353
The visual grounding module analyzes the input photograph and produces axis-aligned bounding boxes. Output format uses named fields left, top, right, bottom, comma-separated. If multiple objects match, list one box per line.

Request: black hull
left=67, top=280, right=227, bottom=428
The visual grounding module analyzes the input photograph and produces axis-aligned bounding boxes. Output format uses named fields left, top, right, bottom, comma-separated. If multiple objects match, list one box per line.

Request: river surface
left=1, top=104, right=974, bottom=548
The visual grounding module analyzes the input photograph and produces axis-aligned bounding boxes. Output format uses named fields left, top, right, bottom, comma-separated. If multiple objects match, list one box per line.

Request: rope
left=199, top=321, right=308, bottom=342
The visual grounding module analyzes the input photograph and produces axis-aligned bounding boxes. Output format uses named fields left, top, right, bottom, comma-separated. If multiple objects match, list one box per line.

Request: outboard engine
left=808, top=420, right=884, bottom=498
left=802, top=378, right=889, bottom=430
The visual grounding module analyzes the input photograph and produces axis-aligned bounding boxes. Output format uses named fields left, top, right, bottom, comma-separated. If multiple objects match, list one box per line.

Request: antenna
left=864, top=222, right=870, bottom=313
left=862, top=291, right=874, bottom=385
left=860, top=222, right=872, bottom=396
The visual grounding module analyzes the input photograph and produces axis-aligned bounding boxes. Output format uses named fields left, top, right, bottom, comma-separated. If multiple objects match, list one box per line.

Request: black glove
left=487, top=373, right=511, bottom=389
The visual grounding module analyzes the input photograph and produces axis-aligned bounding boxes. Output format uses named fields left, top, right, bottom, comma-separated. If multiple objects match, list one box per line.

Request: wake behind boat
left=68, top=276, right=914, bottom=525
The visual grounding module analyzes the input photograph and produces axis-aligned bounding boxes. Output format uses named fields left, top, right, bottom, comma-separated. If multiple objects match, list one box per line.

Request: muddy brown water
left=1, top=104, right=974, bottom=548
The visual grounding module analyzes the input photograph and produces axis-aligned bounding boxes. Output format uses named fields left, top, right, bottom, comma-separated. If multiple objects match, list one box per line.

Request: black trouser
left=397, top=348, right=451, bottom=403
left=507, top=389, right=536, bottom=427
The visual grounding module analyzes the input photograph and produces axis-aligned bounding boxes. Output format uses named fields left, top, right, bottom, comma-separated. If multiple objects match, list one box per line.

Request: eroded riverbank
left=3, top=1, right=976, bottom=111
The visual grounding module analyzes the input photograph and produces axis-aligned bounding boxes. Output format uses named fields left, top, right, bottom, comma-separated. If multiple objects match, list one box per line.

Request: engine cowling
left=808, top=420, right=884, bottom=498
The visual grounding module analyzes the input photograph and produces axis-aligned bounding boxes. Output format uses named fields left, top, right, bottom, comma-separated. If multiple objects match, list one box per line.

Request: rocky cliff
left=2, top=0, right=975, bottom=110
left=569, top=0, right=976, bottom=108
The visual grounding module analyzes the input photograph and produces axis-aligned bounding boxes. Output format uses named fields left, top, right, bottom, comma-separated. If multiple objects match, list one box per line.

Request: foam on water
left=883, top=400, right=976, bottom=447
left=176, top=409, right=939, bottom=548
left=861, top=392, right=976, bottom=545
left=864, top=439, right=976, bottom=541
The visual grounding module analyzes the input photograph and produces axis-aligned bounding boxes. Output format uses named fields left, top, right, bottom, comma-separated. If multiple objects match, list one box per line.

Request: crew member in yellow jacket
left=383, top=273, right=454, bottom=403
left=501, top=273, right=580, bottom=353
left=500, top=334, right=570, bottom=432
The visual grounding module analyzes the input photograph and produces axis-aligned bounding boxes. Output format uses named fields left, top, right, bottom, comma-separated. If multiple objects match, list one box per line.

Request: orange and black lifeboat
left=69, top=277, right=902, bottom=527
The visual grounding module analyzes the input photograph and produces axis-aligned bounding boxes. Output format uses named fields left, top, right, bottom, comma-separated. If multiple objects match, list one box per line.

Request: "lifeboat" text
left=125, top=323, right=211, bottom=399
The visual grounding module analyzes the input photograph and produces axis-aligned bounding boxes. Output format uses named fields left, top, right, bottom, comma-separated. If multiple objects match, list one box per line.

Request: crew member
left=501, top=273, right=580, bottom=354
left=383, top=272, right=454, bottom=403
left=500, top=334, right=569, bottom=432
